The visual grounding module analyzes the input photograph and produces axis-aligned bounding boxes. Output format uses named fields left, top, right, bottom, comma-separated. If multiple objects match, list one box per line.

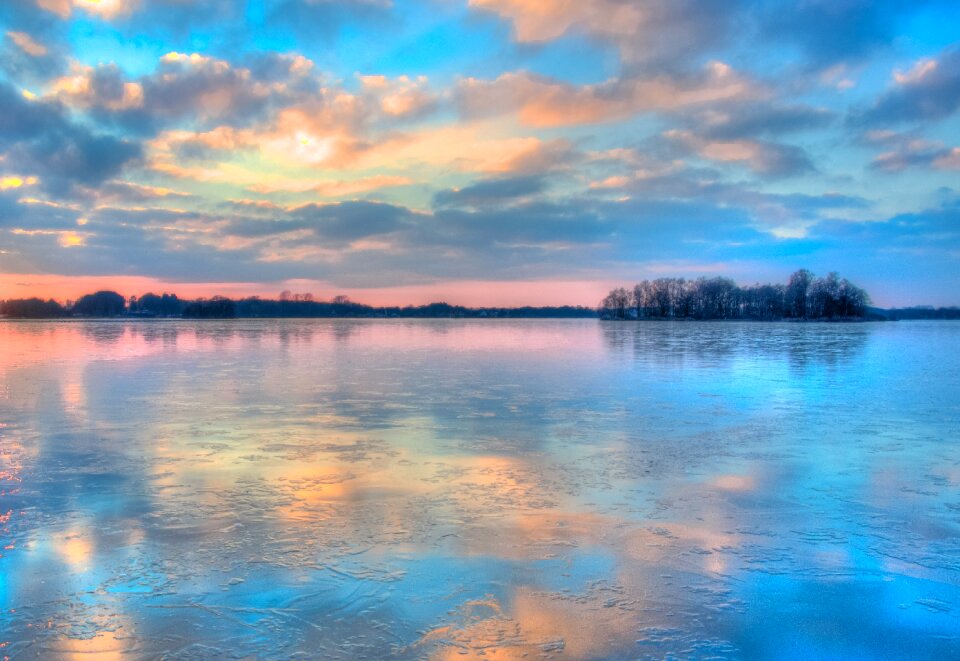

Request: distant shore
left=2, top=308, right=958, bottom=321
left=2, top=270, right=958, bottom=321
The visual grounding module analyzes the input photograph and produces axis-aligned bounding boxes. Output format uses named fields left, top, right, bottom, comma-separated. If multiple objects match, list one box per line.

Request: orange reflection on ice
left=410, top=587, right=637, bottom=660
left=711, top=474, right=756, bottom=492
left=47, top=628, right=132, bottom=660
left=274, top=463, right=356, bottom=522
left=57, top=530, right=93, bottom=571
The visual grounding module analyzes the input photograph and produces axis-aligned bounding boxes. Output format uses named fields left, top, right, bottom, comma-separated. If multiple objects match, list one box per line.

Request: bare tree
left=786, top=269, right=813, bottom=318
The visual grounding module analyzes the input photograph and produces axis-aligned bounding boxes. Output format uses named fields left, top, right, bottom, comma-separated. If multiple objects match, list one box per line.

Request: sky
left=0, top=0, right=958, bottom=307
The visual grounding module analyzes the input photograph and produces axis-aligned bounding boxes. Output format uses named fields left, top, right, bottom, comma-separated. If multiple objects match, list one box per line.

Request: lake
left=1, top=319, right=958, bottom=659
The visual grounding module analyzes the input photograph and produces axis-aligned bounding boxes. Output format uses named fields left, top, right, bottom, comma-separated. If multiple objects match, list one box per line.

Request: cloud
left=470, top=0, right=644, bottom=44
left=809, top=199, right=960, bottom=275
left=289, top=200, right=416, bottom=242
left=96, top=180, right=194, bottom=204
left=144, top=53, right=288, bottom=126
left=358, top=74, right=438, bottom=120
left=130, top=69, right=438, bottom=176
left=469, top=0, right=738, bottom=68
left=244, top=178, right=365, bottom=196
left=582, top=157, right=867, bottom=237
left=37, top=0, right=128, bottom=20
left=6, top=30, right=47, bottom=56
left=295, top=122, right=577, bottom=175
left=303, top=175, right=415, bottom=198
left=0, top=20, right=67, bottom=83
left=856, top=46, right=960, bottom=125
left=865, top=131, right=960, bottom=172
left=457, top=62, right=761, bottom=127
left=0, top=153, right=896, bottom=296
left=433, top=175, right=546, bottom=208
left=0, top=188, right=80, bottom=229
left=656, top=101, right=832, bottom=177
left=2, top=176, right=739, bottom=285
left=689, top=103, right=835, bottom=140
left=429, top=200, right=611, bottom=252
left=34, top=0, right=72, bottom=19
left=49, top=62, right=144, bottom=111
left=47, top=52, right=321, bottom=136
left=664, top=130, right=815, bottom=177
left=31, top=0, right=245, bottom=41
left=11, top=126, right=142, bottom=194
left=222, top=200, right=418, bottom=246
left=151, top=126, right=256, bottom=166
left=0, top=82, right=141, bottom=194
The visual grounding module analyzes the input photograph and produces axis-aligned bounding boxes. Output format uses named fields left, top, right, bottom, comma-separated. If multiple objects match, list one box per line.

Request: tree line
left=873, top=306, right=960, bottom=320
left=0, top=290, right=128, bottom=318
left=0, top=290, right=595, bottom=319
left=598, top=269, right=872, bottom=320
left=11, top=271, right=948, bottom=321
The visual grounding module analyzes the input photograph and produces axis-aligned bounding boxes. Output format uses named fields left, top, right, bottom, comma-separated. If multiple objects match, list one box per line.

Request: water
left=0, top=319, right=958, bottom=659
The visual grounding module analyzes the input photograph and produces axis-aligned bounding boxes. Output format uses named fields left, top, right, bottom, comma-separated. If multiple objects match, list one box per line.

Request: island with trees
left=597, top=269, right=874, bottom=320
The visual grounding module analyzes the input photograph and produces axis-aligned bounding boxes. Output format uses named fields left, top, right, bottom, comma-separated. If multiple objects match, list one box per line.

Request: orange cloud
left=39, top=0, right=129, bottom=19
left=260, top=99, right=370, bottom=167
left=146, top=126, right=260, bottom=182
left=470, top=0, right=733, bottom=67
left=359, top=74, right=437, bottom=118
left=345, top=122, right=572, bottom=175
left=6, top=31, right=48, bottom=57
left=665, top=129, right=811, bottom=176
left=36, top=0, right=72, bottom=19
left=668, top=130, right=763, bottom=163
left=313, top=175, right=415, bottom=197
left=147, top=114, right=571, bottom=192
left=459, top=63, right=760, bottom=127
left=49, top=64, right=144, bottom=110
left=470, top=0, right=642, bottom=43
left=97, top=180, right=192, bottom=203
left=74, top=0, right=127, bottom=18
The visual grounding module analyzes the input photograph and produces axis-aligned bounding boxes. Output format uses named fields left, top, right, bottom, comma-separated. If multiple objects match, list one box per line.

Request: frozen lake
left=1, top=319, right=958, bottom=659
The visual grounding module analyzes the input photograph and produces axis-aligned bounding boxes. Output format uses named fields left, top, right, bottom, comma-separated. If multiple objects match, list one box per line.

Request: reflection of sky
left=0, top=319, right=958, bottom=658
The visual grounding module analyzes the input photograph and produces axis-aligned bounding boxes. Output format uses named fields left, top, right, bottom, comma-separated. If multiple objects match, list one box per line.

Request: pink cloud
left=6, top=30, right=48, bottom=57
left=458, top=63, right=760, bottom=127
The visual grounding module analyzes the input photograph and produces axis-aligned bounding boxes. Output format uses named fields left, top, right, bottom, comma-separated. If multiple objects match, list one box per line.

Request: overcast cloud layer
left=0, top=0, right=958, bottom=306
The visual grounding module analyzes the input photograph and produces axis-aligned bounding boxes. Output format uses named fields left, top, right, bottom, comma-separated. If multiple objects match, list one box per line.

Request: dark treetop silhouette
left=598, top=269, right=873, bottom=320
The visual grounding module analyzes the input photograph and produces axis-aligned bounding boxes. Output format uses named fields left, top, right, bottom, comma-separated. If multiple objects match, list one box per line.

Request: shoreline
left=2, top=315, right=951, bottom=323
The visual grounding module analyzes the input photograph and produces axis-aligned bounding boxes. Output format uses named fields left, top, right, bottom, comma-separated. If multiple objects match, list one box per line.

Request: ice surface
left=0, top=319, right=958, bottom=659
